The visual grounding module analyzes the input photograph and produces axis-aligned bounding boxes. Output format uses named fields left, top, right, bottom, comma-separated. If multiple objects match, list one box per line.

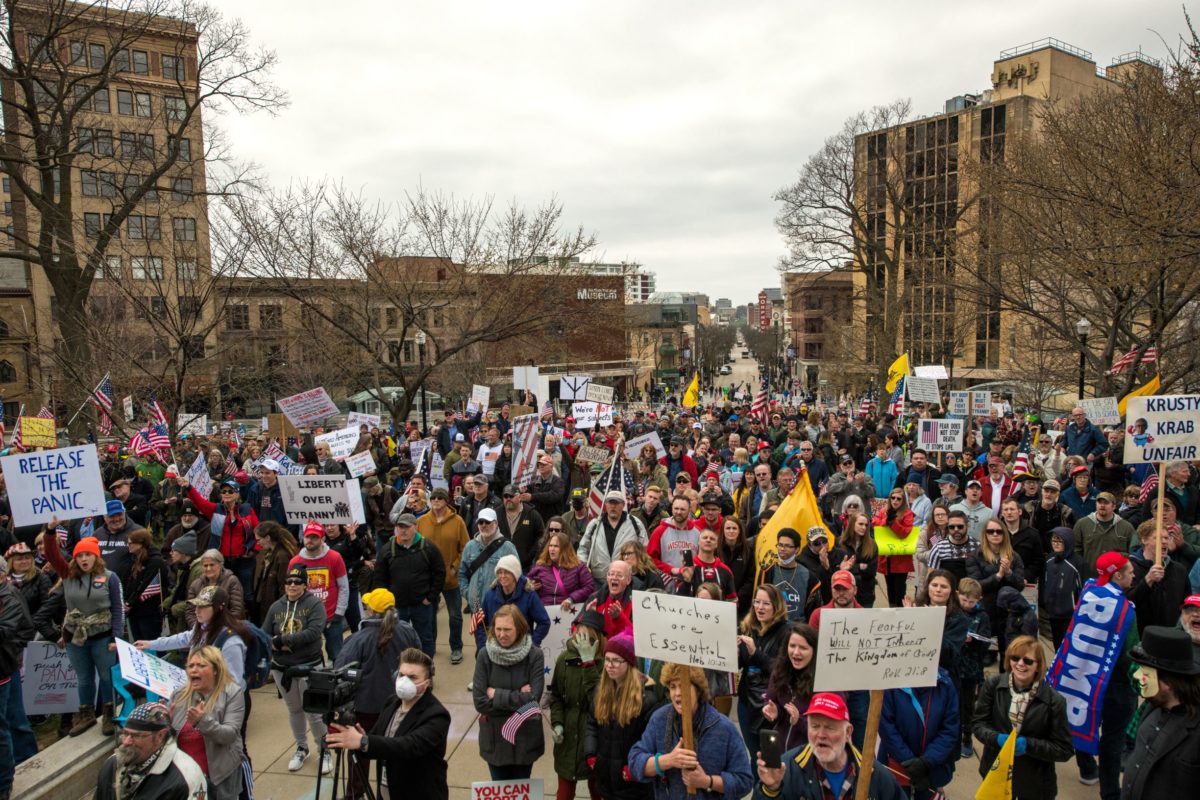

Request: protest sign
left=1080, top=396, right=1121, bottom=426
left=21, top=641, right=78, bottom=715
left=624, top=431, right=666, bottom=461
left=1123, top=394, right=1200, bottom=464
left=177, top=413, right=207, bottom=437
left=917, top=419, right=964, bottom=453
left=0, top=445, right=107, bottom=527
left=346, top=411, right=381, bottom=430
left=315, top=426, right=360, bottom=462
left=584, top=382, right=614, bottom=404
left=512, top=365, right=539, bottom=391
left=185, top=453, right=213, bottom=500
left=905, top=376, right=941, bottom=405
left=913, top=364, right=949, bottom=380
left=814, top=607, right=944, bottom=691
left=471, top=779, right=544, bottom=800
left=345, top=450, right=377, bottom=478
left=279, top=474, right=354, bottom=525
left=571, top=402, right=598, bottom=429
left=559, top=375, right=590, bottom=401
left=345, top=477, right=367, bottom=525
left=277, top=387, right=339, bottom=427
left=410, top=438, right=434, bottom=472
left=260, top=416, right=269, bottom=432
left=947, top=391, right=969, bottom=417
left=970, top=390, right=991, bottom=417
left=19, top=416, right=56, bottom=448
left=430, top=451, right=448, bottom=490
left=632, top=589, right=737, bottom=672
left=115, top=639, right=187, bottom=699
left=470, top=385, right=491, bottom=410
left=575, top=445, right=612, bottom=465
left=540, top=607, right=574, bottom=681
left=122, top=395, right=135, bottom=420
left=264, top=441, right=304, bottom=475
left=598, top=404, right=613, bottom=427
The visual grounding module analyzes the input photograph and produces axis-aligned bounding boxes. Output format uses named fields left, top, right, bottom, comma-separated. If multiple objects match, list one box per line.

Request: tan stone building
left=783, top=268, right=868, bottom=393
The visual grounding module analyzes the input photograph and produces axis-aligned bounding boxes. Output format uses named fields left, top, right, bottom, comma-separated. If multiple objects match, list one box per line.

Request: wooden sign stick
left=680, top=673, right=696, bottom=796
left=1154, top=460, right=1167, bottom=567
left=853, top=689, right=884, bottom=800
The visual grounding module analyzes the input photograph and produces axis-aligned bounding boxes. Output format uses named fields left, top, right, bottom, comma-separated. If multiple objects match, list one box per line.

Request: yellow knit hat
left=361, top=588, right=396, bottom=614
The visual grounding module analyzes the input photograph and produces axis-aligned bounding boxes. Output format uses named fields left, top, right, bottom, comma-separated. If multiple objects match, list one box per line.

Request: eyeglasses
left=603, top=657, right=626, bottom=666
left=985, top=528, right=1004, bottom=535
left=284, top=579, right=305, bottom=586
left=547, top=526, right=562, bottom=532
left=503, top=494, right=517, bottom=499
left=478, top=520, right=496, bottom=526
left=947, top=524, right=966, bottom=530
left=1009, top=655, right=1036, bottom=667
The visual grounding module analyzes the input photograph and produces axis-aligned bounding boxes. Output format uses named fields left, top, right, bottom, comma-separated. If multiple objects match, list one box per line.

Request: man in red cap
left=754, top=692, right=903, bottom=800
left=288, top=520, right=349, bottom=660
left=1182, top=595, right=1200, bottom=669
left=807, top=570, right=862, bottom=630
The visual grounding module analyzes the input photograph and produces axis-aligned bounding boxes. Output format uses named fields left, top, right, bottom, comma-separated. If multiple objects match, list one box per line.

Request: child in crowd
left=956, top=577, right=991, bottom=758
left=1039, top=526, right=1083, bottom=650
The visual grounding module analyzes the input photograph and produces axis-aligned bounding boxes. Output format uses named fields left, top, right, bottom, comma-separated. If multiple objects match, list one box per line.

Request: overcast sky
left=213, top=1, right=1185, bottom=306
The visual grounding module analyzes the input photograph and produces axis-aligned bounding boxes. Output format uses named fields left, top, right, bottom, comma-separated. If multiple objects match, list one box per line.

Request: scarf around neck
left=486, top=634, right=532, bottom=666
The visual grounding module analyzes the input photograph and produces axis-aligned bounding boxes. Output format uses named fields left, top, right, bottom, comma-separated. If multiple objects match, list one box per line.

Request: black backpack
left=216, top=622, right=274, bottom=689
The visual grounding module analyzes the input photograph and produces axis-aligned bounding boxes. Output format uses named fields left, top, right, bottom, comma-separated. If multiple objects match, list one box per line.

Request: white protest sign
left=345, top=477, right=367, bottom=525
left=814, top=607, right=944, bottom=691
left=315, top=426, right=360, bottom=462
left=260, top=416, right=269, bottom=432
left=969, top=391, right=991, bottom=417
left=177, top=413, right=207, bottom=437
left=571, top=402, right=598, bottom=429
left=585, top=382, right=614, bottom=404
left=345, top=450, right=377, bottom=478
left=471, top=779, right=544, bottom=800
left=632, top=589, right=737, bottom=672
left=277, top=387, right=339, bottom=427
left=115, top=638, right=187, bottom=699
left=0, top=445, right=107, bottom=527
left=906, top=376, right=941, bottom=405
left=122, top=395, right=135, bottom=420
left=410, top=438, right=434, bottom=472
left=540, top=606, right=574, bottom=681
left=575, top=445, right=612, bottom=465
left=917, top=419, right=965, bottom=453
left=278, top=474, right=354, bottom=525
left=914, top=364, right=949, bottom=380
left=21, top=641, right=78, bottom=715
left=1122, top=395, right=1200, bottom=464
left=624, top=431, right=667, bottom=461
left=430, top=451, right=448, bottom=490
left=947, top=391, right=969, bottom=417
left=470, top=385, right=491, bottom=409
left=598, top=404, right=613, bottom=427
left=185, top=453, right=213, bottom=501
left=1080, top=397, right=1121, bottom=426
left=346, top=412, right=381, bottom=431
left=559, top=375, right=591, bottom=402
left=513, top=366, right=539, bottom=392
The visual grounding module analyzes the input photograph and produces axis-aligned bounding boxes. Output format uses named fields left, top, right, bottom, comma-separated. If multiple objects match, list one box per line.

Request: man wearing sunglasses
left=926, top=510, right=980, bottom=583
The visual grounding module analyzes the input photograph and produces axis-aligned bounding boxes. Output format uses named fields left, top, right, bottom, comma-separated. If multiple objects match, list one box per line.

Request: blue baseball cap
left=105, top=499, right=126, bottom=516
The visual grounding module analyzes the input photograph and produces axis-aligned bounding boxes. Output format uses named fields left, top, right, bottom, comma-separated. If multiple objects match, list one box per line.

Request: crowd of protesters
left=0, top=382, right=1199, bottom=800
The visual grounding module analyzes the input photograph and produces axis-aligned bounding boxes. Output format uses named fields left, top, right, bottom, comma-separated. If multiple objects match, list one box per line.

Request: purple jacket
left=526, top=562, right=595, bottom=606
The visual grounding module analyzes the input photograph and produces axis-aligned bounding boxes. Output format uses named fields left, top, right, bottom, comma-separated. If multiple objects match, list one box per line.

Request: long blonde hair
left=173, top=645, right=232, bottom=714
left=740, top=584, right=787, bottom=636
left=980, top=522, right=1015, bottom=565
left=594, top=662, right=646, bottom=727
left=536, top=532, right=581, bottom=569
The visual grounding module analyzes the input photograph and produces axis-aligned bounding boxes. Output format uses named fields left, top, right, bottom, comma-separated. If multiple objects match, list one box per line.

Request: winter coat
left=1074, top=514, right=1135, bottom=578
left=481, top=578, right=552, bottom=645
left=94, top=739, right=207, bottom=800
left=499, top=506, right=546, bottom=573
left=252, top=547, right=292, bottom=627
left=325, top=530, right=373, bottom=588
left=416, top=508, right=468, bottom=590
left=966, top=551, right=1025, bottom=622
left=168, top=680, right=245, bottom=788
left=527, top=561, right=595, bottom=606
left=370, top=533, right=446, bottom=607
left=1065, top=420, right=1108, bottom=459
left=865, top=456, right=899, bottom=500
left=0, top=580, right=34, bottom=676
left=549, top=638, right=603, bottom=780
left=1008, top=524, right=1044, bottom=585
left=973, top=675, right=1073, bottom=798
left=162, top=520, right=213, bottom=558
left=335, top=615, right=422, bottom=716
left=1128, top=552, right=1191, bottom=633
left=186, top=568, right=245, bottom=626
left=262, top=590, right=326, bottom=668
left=585, top=681, right=658, bottom=800
left=364, top=691, right=451, bottom=800
left=1061, top=484, right=1099, bottom=519
left=472, top=638, right=545, bottom=766
left=629, top=702, right=754, bottom=800
left=9, top=569, right=54, bottom=620
left=579, top=513, right=648, bottom=581
left=1040, top=528, right=1084, bottom=619
left=874, top=506, right=915, bottom=575
left=751, top=744, right=905, bottom=800
left=529, top=472, right=566, bottom=523
left=997, top=586, right=1039, bottom=644
left=719, top=540, right=757, bottom=618
left=878, top=668, right=960, bottom=790
left=737, top=618, right=790, bottom=732
left=958, top=603, right=992, bottom=683
left=1122, top=702, right=1200, bottom=800
left=459, top=534, right=519, bottom=612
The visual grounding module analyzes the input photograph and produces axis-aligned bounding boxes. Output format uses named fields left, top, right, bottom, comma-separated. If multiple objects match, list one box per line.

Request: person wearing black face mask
left=326, top=647, right=451, bottom=800
left=561, top=488, right=591, bottom=548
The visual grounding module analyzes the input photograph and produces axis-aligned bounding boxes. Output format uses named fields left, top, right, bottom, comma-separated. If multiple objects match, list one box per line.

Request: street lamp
left=1075, top=317, right=1092, bottom=400
left=414, top=331, right=428, bottom=434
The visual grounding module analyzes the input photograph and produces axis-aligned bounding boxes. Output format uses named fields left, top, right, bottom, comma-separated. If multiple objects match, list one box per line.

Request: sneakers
left=1079, top=774, right=1100, bottom=786
left=466, top=680, right=474, bottom=691
left=287, top=748, right=308, bottom=772
left=451, top=649, right=463, bottom=665
left=320, top=750, right=333, bottom=776
left=960, top=743, right=973, bottom=759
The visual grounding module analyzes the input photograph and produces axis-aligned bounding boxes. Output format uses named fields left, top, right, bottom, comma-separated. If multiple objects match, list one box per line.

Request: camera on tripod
left=301, top=661, right=362, bottom=725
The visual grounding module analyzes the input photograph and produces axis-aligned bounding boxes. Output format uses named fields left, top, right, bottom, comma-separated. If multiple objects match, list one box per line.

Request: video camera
left=301, top=661, right=361, bottom=725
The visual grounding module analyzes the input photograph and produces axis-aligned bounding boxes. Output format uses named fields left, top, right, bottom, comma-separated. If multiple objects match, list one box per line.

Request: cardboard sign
left=512, top=366, right=539, bottom=391
left=559, top=375, right=591, bottom=402
left=814, top=607, right=945, bottom=691
left=19, top=416, right=56, bottom=448
left=345, top=450, right=377, bottom=478
left=905, top=377, right=941, bottom=405
left=913, top=364, right=949, bottom=380
left=624, top=431, right=667, bottom=461
left=585, top=382, right=614, bottom=404
left=277, top=387, right=339, bottom=427
left=632, top=589, right=737, bottom=672
left=430, top=451, right=448, bottom=490
left=917, top=419, right=965, bottom=453
left=1080, top=397, right=1121, bottom=426
left=278, top=474, right=354, bottom=525
left=575, top=445, right=612, bottom=465
left=346, top=412, right=381, bottom=431
left=185, top=453, right=213, bottom=501
left=122, top=395, right=135, bottom=421
left=1123, top=395, right=1200, bottom=464
left=471, top=779, right=544, bottom=800
left=571, top=402, right=599, bottom=429
left=0, top=445, right=107, bottom=527
left=470, top=385, right=491, bottom=409
left=947, top=391, right=969, bottom=417
left=315, top=425, right=360, bottom=462
left=345, top=477, right=367, bottom=525
left=21, top=641, right=78, bottom=715
left=970, top=390, right=991, bottom=417
left=176, top=413, right=207, bottom=438
left=541, top=606, right=574, bottom=681
left=115, top=639, right=187, bottom=700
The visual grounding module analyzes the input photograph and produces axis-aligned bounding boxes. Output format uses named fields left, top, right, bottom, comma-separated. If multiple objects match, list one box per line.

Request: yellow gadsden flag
left=682, top=372, right=700, bottom=409
left=885, top=353, right=909, bottom=393
left=754, top=464, right=833, bottom=585
left=1117, top=372, right=1161, bottom=417
left=975, top=730, right=1017, bottom=800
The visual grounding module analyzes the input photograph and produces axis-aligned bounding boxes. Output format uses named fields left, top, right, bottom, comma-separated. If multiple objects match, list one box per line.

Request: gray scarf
left=485, top=634, right=532, bottom=666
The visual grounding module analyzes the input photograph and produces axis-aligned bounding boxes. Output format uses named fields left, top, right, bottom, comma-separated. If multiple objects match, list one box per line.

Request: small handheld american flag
left=887, top=377, right=906, bottom=417
left=500, top=701, right=541, bottom=744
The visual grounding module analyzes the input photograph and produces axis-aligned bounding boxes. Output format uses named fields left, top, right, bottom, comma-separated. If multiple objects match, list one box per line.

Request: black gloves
left=901, top=757, right=930, bottom=793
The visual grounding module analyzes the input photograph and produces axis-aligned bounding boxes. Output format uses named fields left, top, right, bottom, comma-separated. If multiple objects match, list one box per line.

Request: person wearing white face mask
left=326, top=647, right=451, bottom=800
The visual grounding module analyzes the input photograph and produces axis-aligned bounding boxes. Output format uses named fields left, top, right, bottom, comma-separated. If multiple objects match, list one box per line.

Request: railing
left=999, top=38, right=1092, bottom=61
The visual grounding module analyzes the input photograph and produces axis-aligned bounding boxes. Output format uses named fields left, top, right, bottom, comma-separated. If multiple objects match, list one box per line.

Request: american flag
left=139, top=574, right=162, bottom=601
left=1109, top=346, right=1158, bottom=375
left=223, top=456, right=239, bottom=477
left=91, top=373, right=114, bottom=413
left=539, top=399, right=554, bottom=420
left=129, top=424, right=171, bottom=456
left=98, top=409, right=112, bottom=435
left=500, top=702, right=541, bottom=744
left=750, top=380, right=769, bottom=425
left=858, top=397, right=872, bottom=417
left=510, top=413, right=540, bottom=488
left=1011, top=427, right=1033, bottom=476
left=147, top=392, right=169, bottom=428
left=1138, top=469, right=1159, bottom=504
left=887, top=376, right=906, bottom=417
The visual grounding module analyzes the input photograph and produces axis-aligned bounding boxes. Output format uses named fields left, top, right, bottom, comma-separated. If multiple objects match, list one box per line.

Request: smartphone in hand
left=682, top=550, right=694, bottom=567
left=760, top=729, right=782, bottom=769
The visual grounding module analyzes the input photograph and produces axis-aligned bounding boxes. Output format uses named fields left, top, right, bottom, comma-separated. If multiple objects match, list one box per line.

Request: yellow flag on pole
left=1117, top=372, right=1161, bottom=417
left=682, top=372, right=700, bottom=409
left=975, top=731, right=1017, bottom=800
left=753, top=465, right=833, bottom=585
left=885, top=353, right=909, bottom=393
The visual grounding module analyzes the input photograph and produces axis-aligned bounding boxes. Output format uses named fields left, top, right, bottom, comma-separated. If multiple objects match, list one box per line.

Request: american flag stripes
left=10, top=404, right=54, bottom=452
left=8, top=415, right=22, bottom=453
left=139, top=574, right=162, bottom=601
left=147, top=392, right=169, bottom=428
left=129, top=424, right=171, bottom=457
left=509, top=413, right=540, bottom=488
left=1109, top=346, right=1158, bottom=375
left=887, top=377, right=906, bottom=417
left=539, top=399, right=554, bottom=420
left=500, top=702, right=541, bottom=744
left=750, top=380, right=769, bottom=425
left=1138, top=469, right=1159, bottom=504
left=98, top=409, right=112, bottom=435
left=91, top=373, right=115, bottom=413
left=1011, top=428, right=1033, bottom=476
left=858, top=397, right=872, bottom=417
left=223, top=457, right=239, bottom=477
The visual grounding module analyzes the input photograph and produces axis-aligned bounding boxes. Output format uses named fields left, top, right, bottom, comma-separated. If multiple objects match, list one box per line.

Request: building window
left=173, top=217, right=197, bottom=241
left=804, top=342, right=823, bottom=360
left=176, top=257, right=198, bottom=281
left=116, top=89, right=133, bottom=115
left=259, top=304, right=283, bottom=330
left=83, top=212, right=101, bottom=238
left=135, top=296, right=167, bottom=320
left=69, top=41, right=86, bottom=66
left=171, top=177, right=193, bottom=201
left=82, top=170, right=100, bottom=196
left=120, top=132, right=155, bottom=160
left=165, top=96, right=185, bottom=121
left=226, top=304, right=249, bottom=331
left=0, top=360, right=14, bottom=383
left=88, top=42, right=106, bottom=68
left=92, top=128, right=113, bottom=155
left=2, top=177, right=9, bottom=193
left=183, top=335, right=206, bottom=359
left=385, top=306, right=397, bottom=329
left=127, top=215, right=161, bottom=240
left=114, top=48, right=129, bottom=72
left=100, top=255, right=121, bottom=280
left=170, top=136, right=192, bottom=162
left=124, top=173, right=157, bottom=201
left=403, top=340, right=414, bottom=363
left=98, top=171, right=118, bottom=197
left=132, top=50, right=149, bottom=75
left=131, top=256, right=163, bottom=280
left=162, top=54, right=184, bottom=81
left=804, top=318, right=824, bottom=335
left=265, top=344, right=287, bottom=369
left=805, top=295, right=823, bottom=310
left=135, top=92, right=151, bottom=117
left=178, top=296, right=202, bottom=324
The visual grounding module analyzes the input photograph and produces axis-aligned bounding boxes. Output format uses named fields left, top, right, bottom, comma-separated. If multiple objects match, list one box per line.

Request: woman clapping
left=169, top=646, right=246, bottom=800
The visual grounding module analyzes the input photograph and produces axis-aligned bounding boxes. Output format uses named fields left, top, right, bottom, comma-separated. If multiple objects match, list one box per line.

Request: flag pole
left=66, top=372, right=111, bottom=428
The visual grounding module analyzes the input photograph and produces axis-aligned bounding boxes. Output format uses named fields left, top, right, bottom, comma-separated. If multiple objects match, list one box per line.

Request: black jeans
left=885, top=573, right=908, bottom=607
left=1049, top=616, right=1071, bottom=652
left=1075, top=679, right=1136, bottom=800
left=960, top=679, right=979, bottom=744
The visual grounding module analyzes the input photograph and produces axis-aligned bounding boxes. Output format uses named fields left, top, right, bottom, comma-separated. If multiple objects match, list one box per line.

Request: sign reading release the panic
left=278, top=474, right=354, bottom=525
left=1123, top=395, right=1200, bottom=464
left=0, top=445, right=107, bottom=527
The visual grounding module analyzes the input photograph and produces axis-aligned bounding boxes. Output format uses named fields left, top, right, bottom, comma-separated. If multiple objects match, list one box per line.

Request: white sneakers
left=321, top=750, right=333, bottom=776
left=287, top=748, right=307, bottom=772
